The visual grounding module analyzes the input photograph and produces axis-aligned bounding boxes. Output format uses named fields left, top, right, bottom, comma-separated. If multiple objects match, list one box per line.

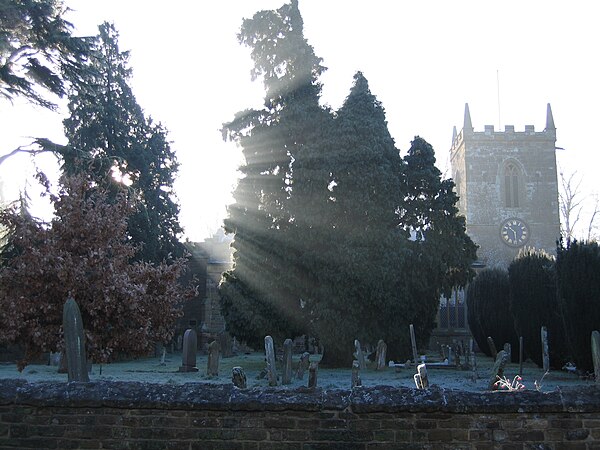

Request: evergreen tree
left=62, top=23, right=183, bottom=263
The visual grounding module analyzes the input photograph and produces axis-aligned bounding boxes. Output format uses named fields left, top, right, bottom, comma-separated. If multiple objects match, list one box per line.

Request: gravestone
left=178, top=329, right=199, bottom=372
left=409, top=324, right=419, bottom=365
left=232, top=366, right=247, bottom=389
left=207, top=340, right=220, bottom=376
left=354, top=339, right=367, bottom=370
left=487, top=336, right=498, bottom=359
left=217, top=332, right=234, bottom=358
left=503, top=342, right=512, bottom=361
left=282, top=338, right=293, bottom=385
left=264, top=335, right=278, bottom=386
left=63, top=297, right=90, bottom=382
left=308, top=362, right=318, bottom=388
left=159, top=347, right=166, bottom=366
left=296, top=352, right=310, bottom=379
left=541, top=326, right=550, bottom=373
left=414, top=363, right=429, bottom=389
left=518, top=336, right=524, bottom=375
left=592, top=331, right=600, bottom=383
left=469, top=339, right=477, bottom=381
left=488, top=350, right=509, bottom=390
left=375, top=340, right=387, bottom=371
left=352, top=360, right=362, bottom=388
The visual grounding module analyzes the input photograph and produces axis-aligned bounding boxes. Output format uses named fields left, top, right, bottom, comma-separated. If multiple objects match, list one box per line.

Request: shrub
left=466, top=268, right=519, bottom=361
left=508, top=247, right=568, bottom=369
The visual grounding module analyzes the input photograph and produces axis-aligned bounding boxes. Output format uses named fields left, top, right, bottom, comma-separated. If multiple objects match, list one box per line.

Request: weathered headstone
left=414, top=363, right=429, bottom=389
left=63, top=297, right=90, bottom=382
left=375, top=340, right=387, bottom=371
left=232, top=366, right=247, bottom=389
left=503, top=342, right=512, bottom=361
left=308, top=362, right=318, bottom=388
left=160, top=347, right=166, bottom=366
left=296, top=352, right=310, bottom=379
left=409, top=324, right=419, bottom=365
left=592, top=331, right=600, bottom=383
left=264, top=335, right=278, bottom=386
left=541, top=326, right=550, bottom=373
left=178, top=329, right=199, bottom=372
left=488, top=350, right=509, bottom=390
left=351, top=360, right=362, bottom=388
left=207, top=340, right=220, bottom=376
left=354, top=339, right=367, bottom=370
left=282, top=338, right=293, bottom=385
left=487, top=336, right=498, bottom=359
left=518, top=336, right=524, bottom=376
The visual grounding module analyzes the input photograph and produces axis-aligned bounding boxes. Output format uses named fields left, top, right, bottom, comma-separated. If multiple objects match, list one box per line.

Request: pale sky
left=1, top=1, right=598, bottom=241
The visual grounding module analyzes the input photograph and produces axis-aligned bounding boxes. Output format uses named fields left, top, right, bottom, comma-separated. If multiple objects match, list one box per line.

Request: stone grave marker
left=375, top=340, right=387, bottom=371
left=296, top=352, right=310, bottom=379
left=282, top=338, right=293, bottom=385
left=264, top=335, right=278, bottom=386
left=409, top=324, right=418, bottom=365
left=503, top=342, right=512, bottom=361
left=541, top=326, right=550, bottom=373
left=207, top=340, right=220, bottom=376
left=414, top=363, right=429, bottom=389
left=351, top=360, right=362, bottom=388
left=469, top=339, right=477, bottom=381
left=217, top=332, right=234, bottom=358
left=354, top=339, right=367, bottom=370
left=592, top=331, right=600, bottom=383
left=518, top=336, right=524, bottom=375
left=232, top=366, right=247, bottom=389
left=308, top=362, right=318, bottom=388
left=488, top=350, right=509, bottom=390
left=63, top=297, right=90, bottom=382
left=487, top=336, right=498, bottom=359
left=178, top=329, right=199, bottom=372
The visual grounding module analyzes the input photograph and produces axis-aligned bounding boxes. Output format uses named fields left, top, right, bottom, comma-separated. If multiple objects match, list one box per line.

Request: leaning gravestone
left=354, top=339, right=367, bottom=370
left=63, top=297, right=90, bottom=382
left=503, top=342, right=512, bottom=361
left=487, top=336, right=498, bottom=359
left=375, top=340, right=387, bottom=371
left=541, top=326, right=550, bottom=373
left=296, top=352, right=310, bottom=379
left=352, top=360, right=362, bottom=388
left=178, top=329, right=199, bottom=372
left=409, top=324, right=419, bottom=365
left=232, top=366, right=247, bottom=389
left=308, top=362, right=318, bottom=388
left=264, top=335, right=278, bottom=386
left=414, top=363, right=429, bottom=389
left=591, top=331, right=600, bottom=383
left=488, top=350, right=509, bottom=390
left=282, top=339, right=293, bottom=385
left=207, top=340, right=220, bottom=376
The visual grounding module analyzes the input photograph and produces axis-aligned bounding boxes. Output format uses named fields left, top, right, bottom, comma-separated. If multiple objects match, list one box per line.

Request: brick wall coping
left=1, top=379, right=599, bottom=414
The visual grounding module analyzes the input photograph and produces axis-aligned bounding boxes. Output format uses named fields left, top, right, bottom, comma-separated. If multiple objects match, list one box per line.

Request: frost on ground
left=0, top=351, right=588, bottom=392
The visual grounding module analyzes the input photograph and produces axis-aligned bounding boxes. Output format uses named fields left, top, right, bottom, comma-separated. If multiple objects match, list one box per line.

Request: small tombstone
left=232, top=366, right=247, bottom=389
left=63, top=297, right=90, bottom=382
left=375, top=340, right=387, bottom=371
left=414, top=363, right=429, bottom=389
left=354, top=339, right=367, bottom=370
left=160, top=347, right=167, bottom=366
left=49, top=352, right=61, bottom=366
left=296, top=352, right=310, bottom=379
left=178, top=329, right=199, bottom=372
left=282, top=338, right=293, bottom=385
left=503, top=343, right=512, bottom=361
left=264, top=335, right=278, bottom=386
left=541, top=326, right=550, bottom=373
left=351, top=360, right=362, bottom=388
left=409, top=324, right=419, bottom=365
left=592, top=331, right=600, bottom=383
left=308, top=362, right=318, bottom=388
left=518, top=336, right=524, bottom=376
left=487, top=336, right=498, bottom=359
left=207, top=340, right=221, bottom=376
left=488, top=350, right=509, bottom=390
left=447, top=346, right=454, bottom=365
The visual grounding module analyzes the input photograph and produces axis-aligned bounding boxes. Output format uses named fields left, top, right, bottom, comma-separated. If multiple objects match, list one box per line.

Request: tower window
left=504, top=163, right=520, bottom=207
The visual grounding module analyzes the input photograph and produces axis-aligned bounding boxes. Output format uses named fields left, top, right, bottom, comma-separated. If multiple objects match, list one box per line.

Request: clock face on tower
left=500, top=218, right=530, bottom=247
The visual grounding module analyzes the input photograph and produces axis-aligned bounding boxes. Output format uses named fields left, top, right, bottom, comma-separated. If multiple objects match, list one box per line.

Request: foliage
left=62, top=22, right=184, bottom=263
left=508, top=247, right=567, bottom=369
left=466, top=268, right=519, bottom=362
left=556, top=240, right=600, bottom=372
left=0, top=174, right=193, bottom=370
left=0, top=0, right=90, bottom=109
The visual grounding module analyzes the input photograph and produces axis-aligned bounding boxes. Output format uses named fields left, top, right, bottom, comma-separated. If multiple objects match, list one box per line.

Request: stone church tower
left=449, top=103, right=561, bottom=268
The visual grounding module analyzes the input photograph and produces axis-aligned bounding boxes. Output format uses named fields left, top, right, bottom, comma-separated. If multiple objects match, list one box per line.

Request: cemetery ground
left=0, top=349, right=588, bottom=392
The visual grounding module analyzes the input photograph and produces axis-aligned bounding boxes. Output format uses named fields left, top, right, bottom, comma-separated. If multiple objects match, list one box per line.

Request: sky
left=1, top=1, right=599, bottom=241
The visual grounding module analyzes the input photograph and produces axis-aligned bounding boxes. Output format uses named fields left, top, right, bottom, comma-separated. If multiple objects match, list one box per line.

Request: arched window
left=504, top=162, right=520, bottom=208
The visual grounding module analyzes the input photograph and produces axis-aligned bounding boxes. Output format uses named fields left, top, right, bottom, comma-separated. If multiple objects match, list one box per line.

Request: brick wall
left=1, top=380, right=600, bottom=449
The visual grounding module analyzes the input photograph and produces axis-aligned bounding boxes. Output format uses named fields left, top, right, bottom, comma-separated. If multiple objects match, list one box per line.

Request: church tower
left=450, top=104, right=561, bottom=268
